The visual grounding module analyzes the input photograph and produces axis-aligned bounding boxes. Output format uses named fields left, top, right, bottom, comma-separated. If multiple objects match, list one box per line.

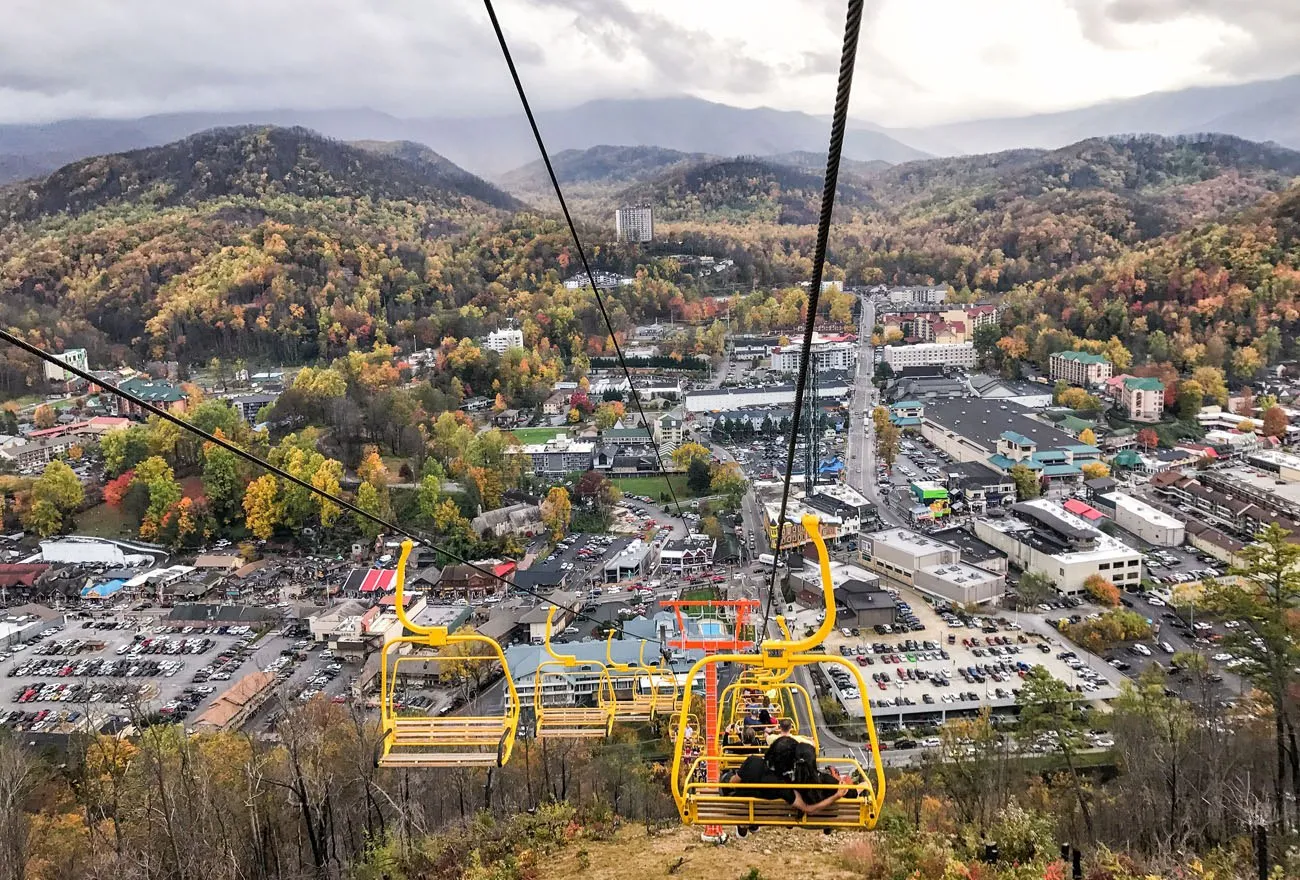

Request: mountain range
left=3, top=72, right=1300, bottom=186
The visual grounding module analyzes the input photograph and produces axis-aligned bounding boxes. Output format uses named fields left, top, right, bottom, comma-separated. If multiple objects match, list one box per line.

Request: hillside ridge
left=0, top=125, right=520, bottom=221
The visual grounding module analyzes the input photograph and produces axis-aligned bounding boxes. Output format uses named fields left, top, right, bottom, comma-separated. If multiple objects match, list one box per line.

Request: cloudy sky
left=2, top=0, right=1297, bottom=126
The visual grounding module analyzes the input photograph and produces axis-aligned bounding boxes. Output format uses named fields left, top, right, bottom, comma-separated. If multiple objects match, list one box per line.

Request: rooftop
left=1099, top=492, right=1185, bottom=529
left=1123, top=376, right=1164, bottom=391
left=865, top=527, right=960, bottom=557
left=923, top=399, right=1079, bottom=454
left=927, top=527, right=1006, bottom=562
left=1054, top=350, right=1108, bottom=365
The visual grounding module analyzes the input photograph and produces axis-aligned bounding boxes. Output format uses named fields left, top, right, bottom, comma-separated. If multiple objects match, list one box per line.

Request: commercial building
left=929, top=528, right=1008, bottom=575
left=113, top=378, right=188, bottom=417
left=974, top=500, right=1143, bottom=595
left=770, top=337, right=858, bottom=373
left=921, top=399, right=1101, bottom=497
left=659, top=535, right=716, bottom=575
left=859, top=528, right=1005, bottom=605
left=615, top=205, right=654, bottom=243
left=834, top=579, right=898, bottom=628
left=603, top=540, right=656, bottom=582
left=886, top=285, right=947, bottom=305
left=1050, top=351, right=1112, bottom=387
left=652, top=413, right=683, bottom=453
left=938, top=461, right=1016, bottom=515
left=563, top=270, right=633, bottom=290
left=878, top=305, right=999, bottom=344
left=1118, top=376, right=1164, bottom=422
left=226, top=392, right=279, bottom=424
left=882, top=342, right=976, bottom=370
left=515, top=437, right=595, bottom=477
left=43, top=348, right=88, bottom=383
left=192, top=671, right=275, bottom=732
left=1095, top=492, right=1185, bottom=546
left=684, top=379, right=850, bottom=413
left=968, top=375, right=1054, bottom=408
left=484, top=328, right=525, bottom=353
left=0, top=436, right=77, bottom=470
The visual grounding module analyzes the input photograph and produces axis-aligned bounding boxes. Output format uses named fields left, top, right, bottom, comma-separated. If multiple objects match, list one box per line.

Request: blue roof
left=81, top=579, right=125, bottom=599
left=1042, top=464, right=1083, bottom=477
left=891, top=416, right=923, bottom=427
left=892, top=401, right=923, bottom=410
left=1030, top=450, right=1068, bottom=464
left=1065, top=444, right=1102, bottom=455
left=1000, top=431, right=1035, bottom=446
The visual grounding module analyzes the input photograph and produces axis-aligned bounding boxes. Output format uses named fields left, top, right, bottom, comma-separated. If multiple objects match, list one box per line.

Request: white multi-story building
left=770, top=340, right=858, bottom=373
left=44, top=348, right=88, bottom=382
left=859, top=527, right=1005, bottom=605
left=615, top=205, right=654, bottom=243
left=514, top=438, right=594, bottom=477
left=882, top=342, right=976, bottom=370
left=1097, top=492, right=1185, bottom=546
left=974, top=499, right=1143, bottom=595
left=1050, top=351, right=1112, bottom=387
left=484, top=328, right=524, bottom=353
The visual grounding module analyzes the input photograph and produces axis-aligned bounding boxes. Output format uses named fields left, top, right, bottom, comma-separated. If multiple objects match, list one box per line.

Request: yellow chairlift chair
left=604, top=628, right=676, bottom=723
left=532, top=607, right=616, bottom=738
left=669, top=514, right=887, bottom=830
left=377, top=541, right=520, bottom=768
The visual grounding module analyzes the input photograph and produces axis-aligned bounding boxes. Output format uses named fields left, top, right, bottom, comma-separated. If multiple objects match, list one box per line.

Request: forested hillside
left=0, top=126, right=519, bottom=223
left=614, top=158, right=877, bottom=225
left=2, top=128, right=1300, bottom=390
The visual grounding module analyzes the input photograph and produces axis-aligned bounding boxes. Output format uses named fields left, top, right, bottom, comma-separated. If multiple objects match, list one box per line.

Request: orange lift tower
left=661, top=596, right=762, bottom=843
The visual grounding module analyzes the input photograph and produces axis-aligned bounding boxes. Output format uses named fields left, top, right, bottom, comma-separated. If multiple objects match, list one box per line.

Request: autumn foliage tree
left=1083, top=574, right=1121, bottom=607
left=32, top=404, right=56, bottom=429
left=1262, top=405, right=1289, bottom=438
left=1136, top=428, right=1160, bottom=450
left=541, top=486, right=572, bottom=539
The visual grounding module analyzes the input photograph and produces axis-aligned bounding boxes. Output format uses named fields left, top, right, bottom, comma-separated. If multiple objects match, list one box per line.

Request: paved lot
left=0, top=616, right=315, bottom=734
left=788, top=583, right=1120, bottom=727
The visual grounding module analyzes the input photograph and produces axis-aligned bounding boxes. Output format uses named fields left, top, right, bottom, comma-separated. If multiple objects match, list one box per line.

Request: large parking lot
left=0, top=614, right=334, bottom=735
left=794, top=584, right=1121, bottom=727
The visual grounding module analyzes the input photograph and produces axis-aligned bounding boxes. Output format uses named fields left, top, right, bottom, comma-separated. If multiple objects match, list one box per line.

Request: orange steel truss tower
left=662, top=598, right=762, bottom=842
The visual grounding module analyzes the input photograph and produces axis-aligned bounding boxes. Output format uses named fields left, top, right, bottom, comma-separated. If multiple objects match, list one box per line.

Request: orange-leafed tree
left=1262, top=405, right=1289, bottom=439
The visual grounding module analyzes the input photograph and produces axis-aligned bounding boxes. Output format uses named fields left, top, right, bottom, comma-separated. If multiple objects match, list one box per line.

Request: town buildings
left=1050, top=351, right=1112, bottom=387
left=859, top=527, right=1006, bottom=605
left=484, top=328, right=525, bottom=353
left=882, top=342, right=976, bottom=370
left=614, top=205, right=654, bottom=243
left=974, top=500, right=1143, bottom=596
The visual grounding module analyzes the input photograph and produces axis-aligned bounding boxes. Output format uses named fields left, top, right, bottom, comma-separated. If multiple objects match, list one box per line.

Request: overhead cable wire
left=0, top=328, right=669, bottom=650
left=481, top=0, right=690, bottom=534
left=759, top=0, right=865, bottom=639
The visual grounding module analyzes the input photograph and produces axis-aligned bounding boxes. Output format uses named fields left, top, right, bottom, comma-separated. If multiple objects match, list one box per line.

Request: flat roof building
left=974, top=499, right=1143, bottom=595
left=920, top=399, right=1099, bottom=497
left=859, top=528, right=1005, bottom=605
left=1095, top=492, right=1185, bottom=547
left=882, top=342, right=976, bottom=370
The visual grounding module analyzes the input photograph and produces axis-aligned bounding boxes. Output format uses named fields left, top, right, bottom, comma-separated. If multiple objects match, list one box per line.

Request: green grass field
left=510, top=427, right=567, bottom=445
left=679, top=586, right=720, bottom=602
left=76, top=503, right=136, bottom=538
left=612, top=473, right=696, bottom=501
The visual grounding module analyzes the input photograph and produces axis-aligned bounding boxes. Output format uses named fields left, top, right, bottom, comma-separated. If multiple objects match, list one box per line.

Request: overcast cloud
left=0, top=0, right=1297, bottom=126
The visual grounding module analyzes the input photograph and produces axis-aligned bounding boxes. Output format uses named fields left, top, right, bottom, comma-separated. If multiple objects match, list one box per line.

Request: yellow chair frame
left=377, top=541, right=520, bottom=768
left=532, top=607, right=616, bottom=739
left=669, top=514, right=886, bottom=830
left=604, top=629, right=676, bottom=722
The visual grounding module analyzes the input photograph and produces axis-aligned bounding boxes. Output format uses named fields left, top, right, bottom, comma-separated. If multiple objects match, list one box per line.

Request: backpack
left=791, top=741, right=819, bottom=786
left=764, top=734, right=799, bottom=777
